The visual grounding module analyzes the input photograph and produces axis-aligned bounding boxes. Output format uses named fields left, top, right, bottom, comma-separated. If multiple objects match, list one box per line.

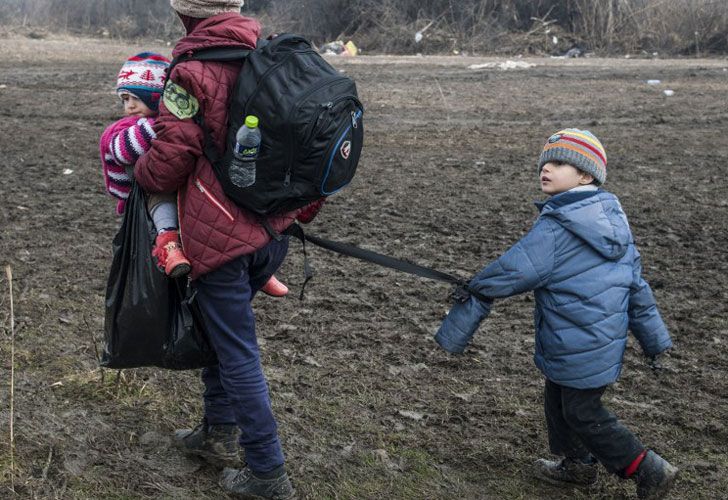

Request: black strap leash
left=283, top=223, right=490, bottom=303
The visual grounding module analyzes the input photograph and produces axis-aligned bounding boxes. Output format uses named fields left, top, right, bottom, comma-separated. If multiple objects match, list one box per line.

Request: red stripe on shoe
left=624, top=449, right=648, bottom=478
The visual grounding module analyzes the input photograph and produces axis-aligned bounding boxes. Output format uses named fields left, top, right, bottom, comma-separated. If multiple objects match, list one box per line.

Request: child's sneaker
left=533, top=456, right=599, bottom=487
left=260, top=275, right=289, bottom=297
left=153, top=230, right=191, bottom=278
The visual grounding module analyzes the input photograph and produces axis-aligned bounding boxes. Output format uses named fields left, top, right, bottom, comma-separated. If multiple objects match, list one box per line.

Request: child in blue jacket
left=435, top=129, right=677, bottom=499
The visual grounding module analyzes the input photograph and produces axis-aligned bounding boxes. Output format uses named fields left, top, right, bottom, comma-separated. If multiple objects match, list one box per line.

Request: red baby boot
left=152, top=230, right=191, bottom=278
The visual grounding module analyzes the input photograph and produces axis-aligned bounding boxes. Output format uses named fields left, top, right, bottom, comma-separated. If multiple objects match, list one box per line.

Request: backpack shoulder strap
left=165, top=44, right=260, bottom=171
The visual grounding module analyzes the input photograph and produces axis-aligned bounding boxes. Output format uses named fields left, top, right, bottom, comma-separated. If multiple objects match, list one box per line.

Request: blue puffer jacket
left=435, top=189, right=672, bottom=389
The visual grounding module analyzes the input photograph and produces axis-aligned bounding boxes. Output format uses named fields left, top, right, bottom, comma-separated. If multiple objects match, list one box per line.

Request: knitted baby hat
left=170, top=0, right=244, bottom=18
left=116, top=52, right=170, bottom=112
left=538, top=128, right=607, bottom=185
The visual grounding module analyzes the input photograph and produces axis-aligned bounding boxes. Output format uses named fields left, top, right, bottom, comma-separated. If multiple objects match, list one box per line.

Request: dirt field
left=1, top=35, right=727, bottom=499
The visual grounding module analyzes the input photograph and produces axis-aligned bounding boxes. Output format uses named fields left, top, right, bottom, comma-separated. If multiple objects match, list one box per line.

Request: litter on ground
left=468, top=60, right=536, bottom=70
left=319, top=40, right=358, bottom=56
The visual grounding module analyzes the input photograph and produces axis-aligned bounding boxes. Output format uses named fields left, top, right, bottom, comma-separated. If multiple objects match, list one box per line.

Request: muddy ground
left=1, top=35, right=727, bottom=499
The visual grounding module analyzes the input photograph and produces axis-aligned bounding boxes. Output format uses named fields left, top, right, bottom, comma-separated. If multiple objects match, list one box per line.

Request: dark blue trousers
left=544, top=379, right=645, bottom=475
left=193, top=238, right=289, bottom=474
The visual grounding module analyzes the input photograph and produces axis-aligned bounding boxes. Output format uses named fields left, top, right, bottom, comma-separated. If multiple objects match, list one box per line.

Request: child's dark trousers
left=544, top=379, right=645, bottom=475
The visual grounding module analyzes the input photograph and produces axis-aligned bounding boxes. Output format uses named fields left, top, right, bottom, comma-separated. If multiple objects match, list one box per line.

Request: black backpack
left=170, top=34, right=364, bottom=216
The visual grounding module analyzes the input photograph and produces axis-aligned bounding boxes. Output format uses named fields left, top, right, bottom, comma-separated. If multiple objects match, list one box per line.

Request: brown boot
left=173, top=419, right=240, bottom=467
left=220, top=466, right=295, bottom=499
left=533, top=456, right=599, bottom=487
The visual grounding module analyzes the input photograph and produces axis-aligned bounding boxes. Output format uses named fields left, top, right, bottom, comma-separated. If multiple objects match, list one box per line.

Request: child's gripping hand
left=647, top=348, right=673, bottom=376
left=450, top=284, right=472, bottom=304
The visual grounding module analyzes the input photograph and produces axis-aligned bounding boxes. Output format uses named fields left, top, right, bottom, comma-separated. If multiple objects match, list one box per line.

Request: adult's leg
left=559, top=384, right=645, bottom=474
left=194, top=244, right=288, bottom=474
left=201, top=365, right=235, bottom=425
left=202, top=237, right=288, bottom=425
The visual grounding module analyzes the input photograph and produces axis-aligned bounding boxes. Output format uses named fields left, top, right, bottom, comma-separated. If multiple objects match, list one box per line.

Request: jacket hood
left=173, top=12, right=260, bottom=56
left=537, top=190, right=632, bottom=260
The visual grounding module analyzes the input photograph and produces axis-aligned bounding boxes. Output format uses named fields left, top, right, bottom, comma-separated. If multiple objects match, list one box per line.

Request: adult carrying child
left=133, top=1, right=334, bottom=497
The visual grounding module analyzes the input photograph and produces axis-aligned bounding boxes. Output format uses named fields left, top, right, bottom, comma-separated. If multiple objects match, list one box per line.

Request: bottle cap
left=245, top=115, right=259, bottom=128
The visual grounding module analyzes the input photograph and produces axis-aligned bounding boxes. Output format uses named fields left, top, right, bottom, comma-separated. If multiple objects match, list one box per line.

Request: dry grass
left=5, top=266, right=15, bottom=495
left=1, top=0, right=727, bottom=54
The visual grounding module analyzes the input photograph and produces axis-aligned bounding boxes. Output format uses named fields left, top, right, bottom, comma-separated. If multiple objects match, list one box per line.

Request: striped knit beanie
left=116, top=52, right=170, bottom=112
left=538, top=129, right=607, bottom=185
left=170, top=0, right=243, bottom=18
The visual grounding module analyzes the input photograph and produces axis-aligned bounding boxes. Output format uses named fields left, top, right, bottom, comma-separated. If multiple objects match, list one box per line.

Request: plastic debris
left=647, top=80, right=661, bottom=85
left=398, top=410, right=425, bottom=420
left=63, top=169, right=73, bottom=175
left=564, top=47, right=583, bottom=58
left=663, top=89, right=675, bottom=96
left=344, top=40, right=358, bottom=56
left=469, top=60, right=535, bottom=71
left=319, top=40, right=358, bottom=56
left=413, top=18, right=437, bottom=45
left=320, top=41, right=344, bottom=55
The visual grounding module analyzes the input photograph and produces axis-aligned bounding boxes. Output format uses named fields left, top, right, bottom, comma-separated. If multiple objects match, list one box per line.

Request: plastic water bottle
left=229, top=115, right=260, bottom=188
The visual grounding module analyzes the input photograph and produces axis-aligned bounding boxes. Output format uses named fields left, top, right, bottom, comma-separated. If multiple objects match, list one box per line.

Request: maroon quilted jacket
left=135, top=13, right=300, bottom=280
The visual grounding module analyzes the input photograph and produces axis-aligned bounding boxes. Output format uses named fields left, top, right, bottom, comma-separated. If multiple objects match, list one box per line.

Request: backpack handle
left=264, top=33, right=312, bottom=51
left=171, top=46, right=253, bottom=66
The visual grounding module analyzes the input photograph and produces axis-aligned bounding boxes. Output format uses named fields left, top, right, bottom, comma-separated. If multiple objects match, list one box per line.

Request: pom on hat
left=538, top=128, right=607, bottom=185
left=170, top=0, right=244, bottom=18
left=116, top=52, right=170, bottom=112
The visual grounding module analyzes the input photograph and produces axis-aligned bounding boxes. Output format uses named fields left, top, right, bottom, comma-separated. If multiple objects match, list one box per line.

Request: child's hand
left=647, top=348, right=672, bottom=375
left=449, top=284, right=471, bottom=304
left=647, top=354, right=663, bottom=373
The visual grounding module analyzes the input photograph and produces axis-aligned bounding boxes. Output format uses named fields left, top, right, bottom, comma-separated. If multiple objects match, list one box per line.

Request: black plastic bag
left=102, top=183, right=217, bottom=370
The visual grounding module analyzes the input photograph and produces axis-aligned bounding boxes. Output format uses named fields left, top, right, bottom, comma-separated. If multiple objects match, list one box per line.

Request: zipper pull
left=284, top=169, right=291, bottom=187
left=351, top=110, right=358, bottom=128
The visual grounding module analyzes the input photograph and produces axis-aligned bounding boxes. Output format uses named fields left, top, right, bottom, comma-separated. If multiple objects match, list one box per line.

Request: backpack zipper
left=301, top=95, right=363, bottom=147
left=284, top=75, right=351, bottom=186
left=321, top=108, right=363, bottom=195
left=243, top=52, right=296, bottom=116
left=242, top=48, right=325, bottom=117
left=194, top=178, right=235, bottom=222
